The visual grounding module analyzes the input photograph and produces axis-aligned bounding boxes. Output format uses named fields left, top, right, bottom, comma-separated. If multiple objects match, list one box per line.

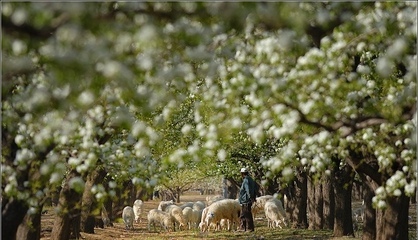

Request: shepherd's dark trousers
left=240, top=202, right=254, bottom=231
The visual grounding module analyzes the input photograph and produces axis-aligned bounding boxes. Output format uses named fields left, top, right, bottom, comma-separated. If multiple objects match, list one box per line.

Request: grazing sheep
left=252, top=195, right=274, bottom=217
left=219, top=219, right=229, bottom=231
left=264, top=200, right=287, bottom=229
left=147, top=209, right=173, bottom=232
left=199, top=207, right=210, bottom=232
left=179, top=202, right=194, bottom=210
left=158, top=200, right=174, bottom=211
left=182, top=207, right=201, bottom=229
left=203, top=199, right=241, bottom=232
left=165, top=204, right=187, bottom=231
left=206, top=195, right=225, bottom=206
left=122, top=206, right=135, bottom=230
left=193, top=201, right=206, bottom=211
left=133, top=199, right=144, bottom=223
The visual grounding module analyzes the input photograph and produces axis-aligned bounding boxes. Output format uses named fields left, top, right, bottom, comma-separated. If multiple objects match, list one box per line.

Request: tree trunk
left=307, top=175, right=316, bottom=230
left=2, top=199, right=29, bottom=240
left=322, top=173, right=334, bottom=230
left=80, top=166, right=107, bottom=233
left=359, top=175, right=377, bottom=240
left=347, top=149, right=411, bottom=240
left=223, top=177, right=239, bottom=199
left=16, top=207, right=42, bottom=240
left=1, top=133, right=54, bottom=240
left=377, top=194, right=410, bottom=240
left=314, top=180, right=324, bottom=229
left=286, top=169, right=308, bottom=229
left=50, top=170, right=83, bottom=240
left=333, top=164, right=354, bottom=237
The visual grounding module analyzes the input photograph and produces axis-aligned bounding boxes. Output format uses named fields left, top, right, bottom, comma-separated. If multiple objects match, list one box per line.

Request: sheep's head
left=205, top=212, right=215, bottom=224
left=199, top=221, right=208, bottom=232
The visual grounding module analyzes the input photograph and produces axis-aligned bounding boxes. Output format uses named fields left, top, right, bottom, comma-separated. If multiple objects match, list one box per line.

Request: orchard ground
left=40, top=191, right=417, bottom=240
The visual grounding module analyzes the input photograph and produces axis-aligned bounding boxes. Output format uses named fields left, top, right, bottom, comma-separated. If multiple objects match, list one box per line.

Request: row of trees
left=2, top=2, right=416, bottom=240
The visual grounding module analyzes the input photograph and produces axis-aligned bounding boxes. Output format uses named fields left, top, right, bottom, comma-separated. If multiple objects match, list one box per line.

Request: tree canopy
left=2, top=1, right=416, bottom=228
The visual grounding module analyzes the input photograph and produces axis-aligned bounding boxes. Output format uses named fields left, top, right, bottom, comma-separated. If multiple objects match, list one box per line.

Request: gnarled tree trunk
left=359, top=175, right=377, bottom=240
left=308, top=174, right=325, bottom=230
left=1, top=199, right=28, bottom=240
left=307, top=175, right=316, bottom=230
left=333, top=164, right=354, bottom=237
left=322, top=173, right=335, bottom=230
left=223, top=177, right=239, bottom=199
left=50, top=169, right=83, bottom=240
left=285, top=169, right=308, bottom=229
left=16, top=207, right=42, bottom=240
left=377, top=194, right=410, bottom=240
left=314, top=180, right=324, bottom=229
left=80, top=165, right=107, bottom=233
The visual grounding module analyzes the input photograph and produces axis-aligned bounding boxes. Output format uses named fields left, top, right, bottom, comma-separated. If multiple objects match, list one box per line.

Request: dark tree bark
left=313, top=180, right=324, bottom=229
left=307, top=175, right=316, bottom=230
left=80, top=165, right=107, bottom=233
left=285, top=169, right=308, bottom=229
left=16, top=210, right=42, bottom=240
left=347, top=149, right=411, bottom=240
left=333, top=164, right=354, bottom=237
left=1, top=128, right=55, bottom=240
left=322, top=173, right=335, bottom=230
left=360, top=175, right=377, bottom=240
left=50, top=170, right=83, bottom=240
left=1, top=199, right=28, bottom=240
left=377, top=194, right=410, bottom=240
left=223, top=177, right=239, bottom=199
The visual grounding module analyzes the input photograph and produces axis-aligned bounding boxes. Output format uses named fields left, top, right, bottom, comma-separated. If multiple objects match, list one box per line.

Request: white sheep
left=182, top=207, right=201, bottom=229
left=192, top=201, right=206, bottom=211
left=252, top=195, right=274, bottom=217
left=206, top=195, right=225, bottom=206
left=179, top=202, right=194, bottom=209
left=203, top=199, right=241, bottom=232
left=122, top=206, right=135, bottom=230
left=165, top=204, right=187, bottom=231
left=264, top=200, right=287, bottom=229
left=199, top=207, right=210, bottom=232
left=147, top=209, right=173, bottom=232
left=158, top=200, right=174, bottom=211
left=133, top=199, right=143, bottom=223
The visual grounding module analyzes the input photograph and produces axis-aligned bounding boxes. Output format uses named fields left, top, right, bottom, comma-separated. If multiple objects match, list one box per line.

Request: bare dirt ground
left=40, top=192, right=212, bottom=240
left=40, top=192, right=417, bottom=240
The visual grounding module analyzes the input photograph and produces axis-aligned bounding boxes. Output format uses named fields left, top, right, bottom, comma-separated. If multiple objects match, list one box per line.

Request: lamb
left=165, top=204, right=187, bottom=231
left=158, top=200, right=174, bottom=211
left=147, top=209, right=173, bottom=232
left=203, top=199, right=241, bottom=232
left=182, top=207, right=201, bottom=229
left=264, top=200, right=287, bottom=229
left=133, top=199, right=144, bottom=223
left=122, top=206, right=135, bottom=230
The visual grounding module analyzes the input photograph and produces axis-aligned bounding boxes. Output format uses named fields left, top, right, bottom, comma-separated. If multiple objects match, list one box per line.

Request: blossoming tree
left=2, top=2, right=416, bottom=240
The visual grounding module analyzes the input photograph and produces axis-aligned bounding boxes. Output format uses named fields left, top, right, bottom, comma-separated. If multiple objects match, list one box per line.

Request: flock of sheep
left=120, top=194, right=288, bottom=232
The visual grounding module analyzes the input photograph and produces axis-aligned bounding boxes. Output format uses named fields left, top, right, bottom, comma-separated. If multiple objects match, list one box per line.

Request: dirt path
left=40, top=192, right=212, bottom=240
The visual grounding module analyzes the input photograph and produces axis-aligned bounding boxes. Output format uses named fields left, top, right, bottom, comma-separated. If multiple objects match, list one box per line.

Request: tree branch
left=2, top=12, right=70, bottom=40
